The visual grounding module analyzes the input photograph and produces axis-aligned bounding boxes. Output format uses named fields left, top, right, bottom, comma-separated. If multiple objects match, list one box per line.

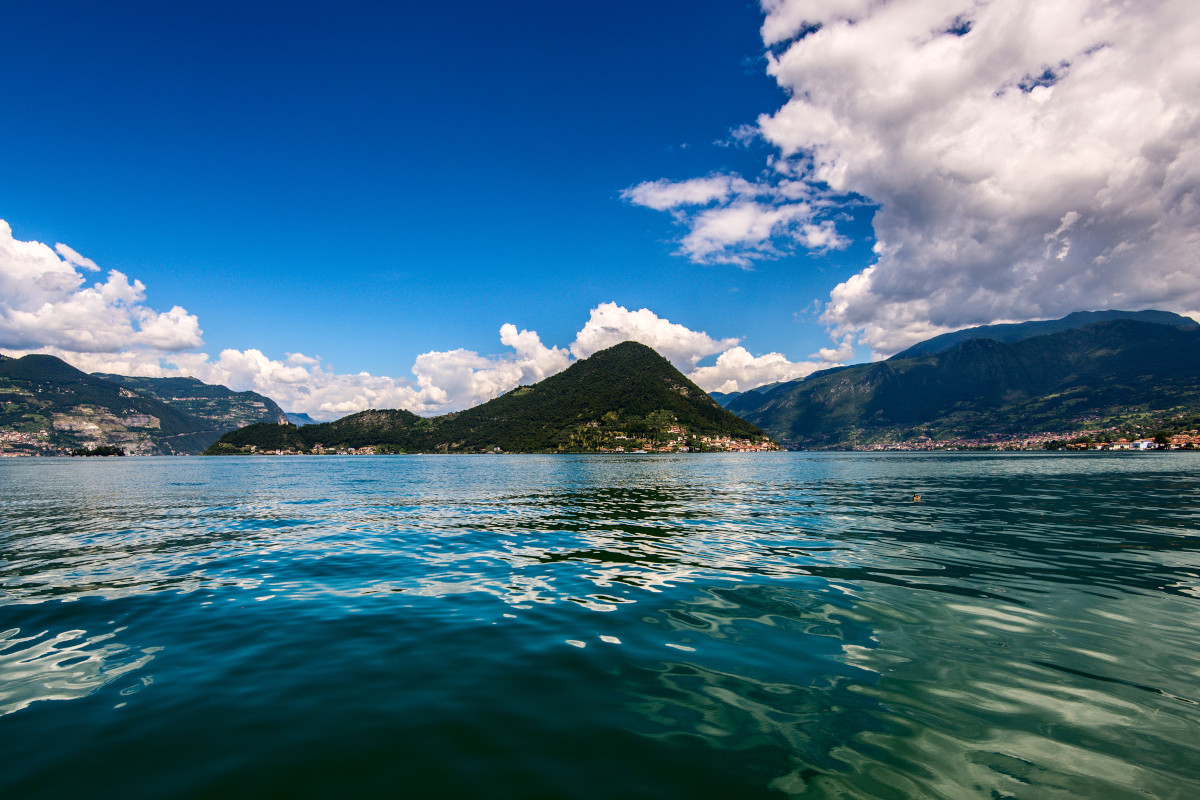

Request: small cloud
left=812, top=335, right=855, bottom=363
left=621, top=175, right=755, bottom=211
left=793, top=298, right=822, bottom=321
left=622, top=170, right=848, bottom=265
left=54, top=243, right=100, bottom=272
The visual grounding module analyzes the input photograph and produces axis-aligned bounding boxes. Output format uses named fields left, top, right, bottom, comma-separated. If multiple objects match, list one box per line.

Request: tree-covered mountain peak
left=207, top=339, right=775, bottom=454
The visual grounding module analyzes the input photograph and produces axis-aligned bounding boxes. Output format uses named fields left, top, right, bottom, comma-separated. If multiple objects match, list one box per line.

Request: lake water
left=1, top=453, right=1198, bottom=799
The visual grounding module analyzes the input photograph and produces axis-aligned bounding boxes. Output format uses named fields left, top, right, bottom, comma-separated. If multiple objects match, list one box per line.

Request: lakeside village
left=852, top=429, right=1200, bottom=452
left=0, top=429, right=71, bottom=457
left=0, top=428, right=163, bottom=457
left=247, top=427, right=781, bottom=456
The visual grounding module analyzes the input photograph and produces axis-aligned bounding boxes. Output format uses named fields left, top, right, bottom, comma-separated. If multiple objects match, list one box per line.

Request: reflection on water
left=0, top=627, right=157, bottom=716
left=1, top=453, right=1199, bottom=798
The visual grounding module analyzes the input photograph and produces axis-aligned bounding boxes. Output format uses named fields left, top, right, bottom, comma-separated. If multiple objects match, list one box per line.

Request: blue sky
left=2, top=1, right=1196, bottom=417
left=2, top=2, right=868, bottom=362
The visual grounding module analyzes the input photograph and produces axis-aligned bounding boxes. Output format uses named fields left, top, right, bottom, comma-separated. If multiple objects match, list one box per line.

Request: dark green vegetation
left=0, top=354, right=289, bottom=455
left=95, top=374, right=287, bottom=428
left=728, top=316, right=1200, bottom=449
left=207, top=341, right=770, bottom=454
left=70, top=445, right=126, bottom=456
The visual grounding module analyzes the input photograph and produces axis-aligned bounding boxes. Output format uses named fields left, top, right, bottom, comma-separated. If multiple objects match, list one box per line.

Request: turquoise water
left=1, top=453, right=1198, bottom=799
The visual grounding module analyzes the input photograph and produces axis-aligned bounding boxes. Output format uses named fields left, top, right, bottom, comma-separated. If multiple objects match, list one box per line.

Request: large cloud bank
left=1, top=222, right=832, bottom=418
left=628, top=0, right=1200, bottom=354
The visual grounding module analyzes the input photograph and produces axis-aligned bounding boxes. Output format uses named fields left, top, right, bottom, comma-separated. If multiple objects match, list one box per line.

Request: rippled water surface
left=2, top=453, right=1199, bottom=798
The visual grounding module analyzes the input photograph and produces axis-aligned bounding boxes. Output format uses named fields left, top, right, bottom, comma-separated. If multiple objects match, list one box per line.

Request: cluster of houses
left=234, top=444, right=379, bottom=455
left=1167, top=432, right=1200, bottom=448
left=1063, top=432, right=1200, bottom=450
left=309, top=444, right=378, bottom=455
left=854, top=429, right=1200, bottom=451
left=695, top=434, right=780, bottom=452
left=0, top=428, right=58, bottom=456
left=228, top=431, right=782, bottom=455
left=1061, top=438, right=1158, bottom=450
left=595, top=425, right=780, bottom=453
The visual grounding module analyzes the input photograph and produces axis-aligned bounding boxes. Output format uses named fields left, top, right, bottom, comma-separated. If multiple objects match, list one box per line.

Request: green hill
left=206, top=341, right=773, bottom=454
left=728, top=318, right=1200, bottom=449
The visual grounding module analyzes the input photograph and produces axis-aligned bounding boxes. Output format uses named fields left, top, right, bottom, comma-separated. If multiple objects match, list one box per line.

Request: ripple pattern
left=1, top=452, right=1199, bottom=799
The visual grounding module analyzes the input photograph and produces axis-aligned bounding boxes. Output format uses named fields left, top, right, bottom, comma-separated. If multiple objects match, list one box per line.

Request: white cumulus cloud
left=569, top=303, right=842, bottom=393
left=408, top=326, right=571, bottom=414
left=0, top=220, right=202, bottom=353
left=570, top=302, right=737, bottom=369
left=769, top=0, right=1200, bottom=354
left=631, top=0, right=1200, bottom=356
left=688, top=346, right=831, bottom=394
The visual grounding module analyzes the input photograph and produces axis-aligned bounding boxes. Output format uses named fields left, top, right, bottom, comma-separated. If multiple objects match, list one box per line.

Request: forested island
left=205, top=342, right=780, bottom=455
left=69, top=445, right=126, bottom=457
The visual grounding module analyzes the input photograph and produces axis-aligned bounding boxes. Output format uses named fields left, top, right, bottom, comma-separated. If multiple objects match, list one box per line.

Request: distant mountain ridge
left=709, top=381, right=783, bottom=408
left=889, top=309, right=1198, bottom=360
left=207, top=341, right=775, bottom=454
left=0, top=354, right=289, bottom=455
left=727, top=315, right=1200, bottom=449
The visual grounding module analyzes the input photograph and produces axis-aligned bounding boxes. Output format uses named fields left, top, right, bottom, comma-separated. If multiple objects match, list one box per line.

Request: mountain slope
left=95, top=374, right=288, bottom=428
left=0, top=354, right=292, bottom=455
left=728, top=319, right=1200, bottom=448
left=889, top=309, right=1198, bottom=360
left=0, top=354, right=220, bottom=454
left=208, top=341, right=772, bottom=454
